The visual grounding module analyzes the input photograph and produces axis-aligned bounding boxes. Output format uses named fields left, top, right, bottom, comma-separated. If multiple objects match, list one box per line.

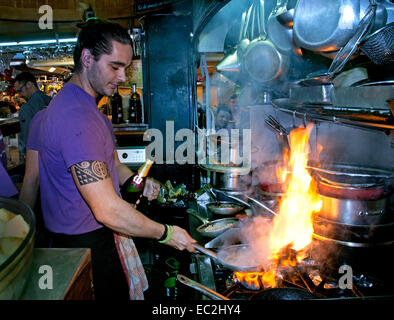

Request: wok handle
left=177, top=274, right=229, bottom=300
left=187, top=209, right=209, bottom=225
left=192, top=244, right=219, bottom=261
left=246, top=196, right=278, bottom=216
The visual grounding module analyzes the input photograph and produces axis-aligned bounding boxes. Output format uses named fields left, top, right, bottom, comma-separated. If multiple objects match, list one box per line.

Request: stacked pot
left=309, top=162, right=394, bottom=277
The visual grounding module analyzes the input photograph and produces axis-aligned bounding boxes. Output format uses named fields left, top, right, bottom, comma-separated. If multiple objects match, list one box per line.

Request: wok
left=192, top=243, right=262, bottom=272
left=187, top=209, right=240, bottom=238
left=251, top=287, right=318, bottom=300
left=177, top=274, right=318, bottom=300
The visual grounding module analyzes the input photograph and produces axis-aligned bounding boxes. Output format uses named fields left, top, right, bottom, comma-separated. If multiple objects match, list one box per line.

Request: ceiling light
left=0, top=38, right=77, bottom=46
left=48, top=67, right=56, bottom=72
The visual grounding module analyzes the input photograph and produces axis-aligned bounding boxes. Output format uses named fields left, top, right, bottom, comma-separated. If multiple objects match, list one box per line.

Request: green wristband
left=159, top=225, right=174, bottom=244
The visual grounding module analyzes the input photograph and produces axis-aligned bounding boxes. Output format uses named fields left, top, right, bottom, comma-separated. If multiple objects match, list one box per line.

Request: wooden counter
left=20, top=248, right=93, bottom=300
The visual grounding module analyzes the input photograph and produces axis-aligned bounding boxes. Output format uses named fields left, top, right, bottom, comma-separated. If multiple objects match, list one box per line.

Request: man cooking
left=19, top=18, right=196, bottom=300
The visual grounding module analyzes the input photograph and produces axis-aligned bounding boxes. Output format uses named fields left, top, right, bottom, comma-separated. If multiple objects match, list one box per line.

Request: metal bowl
left=0, top=197, right=36, bottom=300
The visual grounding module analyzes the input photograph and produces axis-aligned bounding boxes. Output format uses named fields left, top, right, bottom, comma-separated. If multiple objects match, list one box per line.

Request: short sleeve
left=26, top=110, right=45, bottom=151
left=60, top=111, right=107, bottom=169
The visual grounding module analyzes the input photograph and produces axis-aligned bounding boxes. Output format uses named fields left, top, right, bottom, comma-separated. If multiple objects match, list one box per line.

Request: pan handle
left=177, top=274, right=229, bottom=300
left=187, top=209, right=209, bottom=225
left=192, top=243, right=220, bottom=261
left=245, top=196, right=277, bottom=216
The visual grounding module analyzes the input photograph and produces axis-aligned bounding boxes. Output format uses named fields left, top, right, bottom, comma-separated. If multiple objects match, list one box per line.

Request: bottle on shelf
left=111, top=86, right=123, bottom=124
left=129, top=83, right=143, bottom=123
left=120, top=159, right=154, bottom=208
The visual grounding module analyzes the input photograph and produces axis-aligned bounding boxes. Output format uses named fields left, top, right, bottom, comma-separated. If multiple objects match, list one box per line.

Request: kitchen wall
left=248, top=105, right=394, bottom=176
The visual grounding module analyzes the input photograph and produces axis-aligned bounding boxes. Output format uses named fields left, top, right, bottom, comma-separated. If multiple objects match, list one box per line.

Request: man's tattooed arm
left=71, top=161, right=110, bottom=186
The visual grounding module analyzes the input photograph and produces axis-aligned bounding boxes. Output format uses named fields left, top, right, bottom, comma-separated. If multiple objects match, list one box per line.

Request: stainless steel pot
left=200, top=163, right=251, bottom=192
left=316, top=194, right=391, bottom=226
left=293, top=0, right=388, bottom=52
left=211, top=171, right=247, bottom=192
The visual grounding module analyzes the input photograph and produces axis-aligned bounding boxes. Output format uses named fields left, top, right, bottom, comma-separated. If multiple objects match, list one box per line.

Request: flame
left=234, top=124, right=322, bottom=288
left=270, top=124, right=322, bottom=258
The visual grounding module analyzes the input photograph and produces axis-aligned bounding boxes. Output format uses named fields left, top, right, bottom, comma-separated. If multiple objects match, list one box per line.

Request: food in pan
left=212, top=203, right=242, bottom=209
left=202, top=221, right=237, bottom=233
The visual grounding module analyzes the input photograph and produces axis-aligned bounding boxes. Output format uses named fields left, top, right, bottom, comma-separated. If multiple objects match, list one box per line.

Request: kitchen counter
left=20, top=248, right=93, bottom=300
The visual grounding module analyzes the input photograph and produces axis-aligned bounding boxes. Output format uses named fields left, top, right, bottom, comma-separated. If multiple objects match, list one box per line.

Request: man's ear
left=81, top=48, right=93, bottom=69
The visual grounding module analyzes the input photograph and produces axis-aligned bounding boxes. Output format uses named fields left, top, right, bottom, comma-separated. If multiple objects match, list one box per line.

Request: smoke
left=217, top=215, right=274, bottom=271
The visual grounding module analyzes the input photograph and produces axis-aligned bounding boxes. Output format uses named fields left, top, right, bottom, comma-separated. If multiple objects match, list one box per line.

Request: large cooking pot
left=316, top=194, right=391, bottom=226
left=200, top=163, right=251, bottom=192
left=293, top=0, right=388, bottom=52
left=308, top=162, right=394, bottom=201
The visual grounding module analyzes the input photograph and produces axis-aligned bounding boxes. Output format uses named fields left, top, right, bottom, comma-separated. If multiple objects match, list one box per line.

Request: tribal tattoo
left=72, top=161, right=110, bottom=186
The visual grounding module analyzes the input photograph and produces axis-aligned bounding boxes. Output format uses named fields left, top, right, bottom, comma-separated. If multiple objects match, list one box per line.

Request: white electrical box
left=116, top=147, right=146, bottom=165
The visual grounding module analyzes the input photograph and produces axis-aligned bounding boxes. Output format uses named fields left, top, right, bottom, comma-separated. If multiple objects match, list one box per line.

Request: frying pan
left=187, top=209, right=240, bottom=238
left=206, top=201, right=245, bottom=216
left=203, top=186, right=246, bottom=216
left=192, top=243, right=262, bottom=272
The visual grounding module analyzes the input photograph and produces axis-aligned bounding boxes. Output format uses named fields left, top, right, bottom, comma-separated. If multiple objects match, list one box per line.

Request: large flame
left=269, top=124, right=322, bottom=258
left=234, top=124, right=322, bottom=289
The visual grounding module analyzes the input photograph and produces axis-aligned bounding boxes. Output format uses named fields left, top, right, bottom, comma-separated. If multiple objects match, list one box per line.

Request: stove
left=189, top=189, right=394, bottom=300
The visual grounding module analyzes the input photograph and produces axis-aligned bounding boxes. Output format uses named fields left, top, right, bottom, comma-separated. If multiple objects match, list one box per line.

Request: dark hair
left=73, top=19, right=132, bottom=73
left=217, top=105, right=232, bottom=116
left=14, top=71, right=38, bottom=88
left=230, top=94, right=238, bottom=100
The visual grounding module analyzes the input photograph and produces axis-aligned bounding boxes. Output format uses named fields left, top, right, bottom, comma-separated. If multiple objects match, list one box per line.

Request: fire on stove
left=189, top=123, right=394, bottom=300
left=226, top=124, right=322, bottom=289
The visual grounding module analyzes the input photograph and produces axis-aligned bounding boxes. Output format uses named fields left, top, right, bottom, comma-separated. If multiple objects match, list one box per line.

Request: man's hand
left=143, top=178, right=160, bottom=201
left=165, top=226, right=196, bottom=252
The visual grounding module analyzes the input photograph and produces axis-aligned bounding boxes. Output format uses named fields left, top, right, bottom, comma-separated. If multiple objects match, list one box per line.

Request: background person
left=14, top=71, right=51, bottom=155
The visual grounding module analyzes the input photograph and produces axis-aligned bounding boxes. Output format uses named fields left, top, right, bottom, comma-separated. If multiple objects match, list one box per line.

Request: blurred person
left=14, top=71, right=51, bottom=155
left=215, top=105, right=232, bottom=133
left=0, top=128, right=18, bottom=198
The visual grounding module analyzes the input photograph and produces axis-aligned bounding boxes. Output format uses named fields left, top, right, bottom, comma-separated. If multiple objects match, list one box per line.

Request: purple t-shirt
left=27, top=83, right=120, bottom=235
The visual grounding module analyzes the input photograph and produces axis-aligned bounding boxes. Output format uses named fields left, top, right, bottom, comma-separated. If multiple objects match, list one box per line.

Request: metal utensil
left=176, top=274, right=229, bottom=300
left=327, top=0, right=377, bottom=77
left=226, top=194, right=278, bottom=217
left=360, top=22, right=394, bottom=65
left=265, top=115, right=290, bottom=159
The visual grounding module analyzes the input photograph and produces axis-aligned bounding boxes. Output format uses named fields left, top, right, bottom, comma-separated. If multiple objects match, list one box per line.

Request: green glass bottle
left=121, top=159, right=154, bottom=206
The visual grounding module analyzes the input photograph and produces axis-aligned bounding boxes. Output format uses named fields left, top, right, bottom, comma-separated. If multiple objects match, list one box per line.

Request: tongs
left=265, top=115, right=291, bottom=157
